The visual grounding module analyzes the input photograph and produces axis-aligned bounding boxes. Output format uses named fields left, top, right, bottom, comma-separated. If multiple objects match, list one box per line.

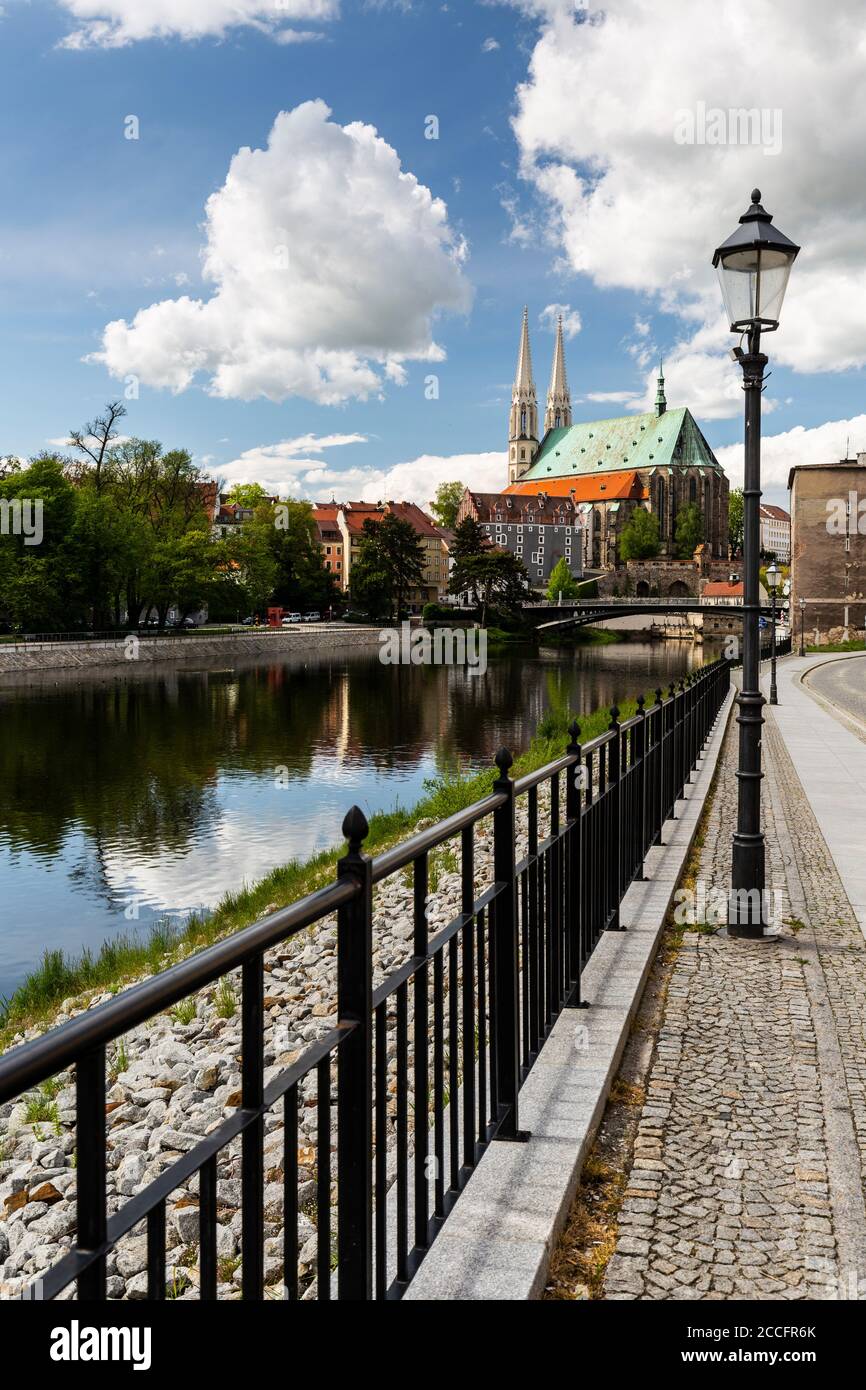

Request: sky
left=2, top=1, right=866, bottom=510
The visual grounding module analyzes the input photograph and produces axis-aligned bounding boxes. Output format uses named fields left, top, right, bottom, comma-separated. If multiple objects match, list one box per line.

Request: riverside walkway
left=602, top=651, right=866, bottom=1300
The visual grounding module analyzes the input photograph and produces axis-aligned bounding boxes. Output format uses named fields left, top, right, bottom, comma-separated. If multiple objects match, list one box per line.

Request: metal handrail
left=0, top=656, right=731, bottom=1302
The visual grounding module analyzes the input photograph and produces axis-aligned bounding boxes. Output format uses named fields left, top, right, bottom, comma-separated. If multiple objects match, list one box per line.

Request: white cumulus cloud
left=539, top=302, right=582, bottom=339
left=90, top=102, right=471, bottom=405
left=714, top=414, right=866, bottom=490
left=56, top=0, right=337, bottom=48
left=220, top=441, right=505, bottom=507
left=510, top=0, right=866, bottom=413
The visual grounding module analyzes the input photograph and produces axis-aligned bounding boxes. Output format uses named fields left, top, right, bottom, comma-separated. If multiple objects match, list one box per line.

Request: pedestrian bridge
left=522, top=597, right=772, bottom=631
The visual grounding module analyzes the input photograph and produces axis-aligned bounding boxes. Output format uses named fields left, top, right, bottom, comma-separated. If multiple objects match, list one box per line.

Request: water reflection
left=0, top=640, right=712, bottom=995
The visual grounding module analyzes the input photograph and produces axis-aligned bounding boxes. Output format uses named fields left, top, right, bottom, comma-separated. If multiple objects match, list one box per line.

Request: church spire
left=544, top=314, right=572, bottom=432
left=655, top=359, right=667, bottom=417
left=514, top=305, right=534, bottom=390
left=508, top=306, right=539, bottom=484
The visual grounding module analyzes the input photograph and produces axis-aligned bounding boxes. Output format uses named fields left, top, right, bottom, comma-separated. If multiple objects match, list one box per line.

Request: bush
left=422, top=601, right=460, bottom=622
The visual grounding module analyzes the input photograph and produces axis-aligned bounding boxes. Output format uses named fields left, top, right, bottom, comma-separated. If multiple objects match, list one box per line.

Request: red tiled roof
left=759, top=504, right=790, bottom=522
left=339, top=501, right=442, bottom=537
left=504, top=471, right=647, bottom=502
left=703, top=581, right=743, bottom=597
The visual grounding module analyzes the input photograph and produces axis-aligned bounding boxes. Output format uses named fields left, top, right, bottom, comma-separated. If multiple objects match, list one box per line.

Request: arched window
left=656, top=476, right=666, bottom=536
left=520, top=408, right=527, bottom=434
left=689, top=476, right=697, bottom=505
left=554, top=411, right=561, bottom=428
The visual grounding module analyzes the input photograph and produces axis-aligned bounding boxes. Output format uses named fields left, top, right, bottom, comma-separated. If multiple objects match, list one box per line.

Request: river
left=0, top=638, right=714, bottom=998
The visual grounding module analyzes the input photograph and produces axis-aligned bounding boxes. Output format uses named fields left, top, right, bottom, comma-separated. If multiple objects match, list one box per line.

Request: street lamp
left=799, top=596, right=806, bottom=657
left=713, top=190, right=800, bottom=939
left=766, top=561, right=780, bottom=705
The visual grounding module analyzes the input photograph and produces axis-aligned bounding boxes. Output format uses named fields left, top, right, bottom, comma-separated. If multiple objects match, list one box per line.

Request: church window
left=689, top=477, right=697, bottom=504
left=521, top=408, right=527, bottom=433
left=656, top=476, right=666, bottom=537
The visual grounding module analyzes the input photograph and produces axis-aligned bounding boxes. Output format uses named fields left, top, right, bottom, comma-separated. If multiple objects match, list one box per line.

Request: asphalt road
left=806, top=653, right=866, bottom=729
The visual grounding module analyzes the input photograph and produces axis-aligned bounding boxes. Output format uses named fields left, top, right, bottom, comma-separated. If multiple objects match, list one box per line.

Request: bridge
left=522, top=597, right=774, bottom=631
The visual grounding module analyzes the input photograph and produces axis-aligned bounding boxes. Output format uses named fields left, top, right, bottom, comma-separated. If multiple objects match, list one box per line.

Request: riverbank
left=0, top=624, right=382, bottom=677
left=0, top=682, right=665, bottom=1050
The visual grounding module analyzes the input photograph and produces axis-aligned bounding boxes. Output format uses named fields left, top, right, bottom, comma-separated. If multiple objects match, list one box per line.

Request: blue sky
left=2, top=1, right=866, bottom=510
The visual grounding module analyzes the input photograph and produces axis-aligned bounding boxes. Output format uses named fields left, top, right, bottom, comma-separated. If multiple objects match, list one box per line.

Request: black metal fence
left=0, top=659, right=731, bottom=1302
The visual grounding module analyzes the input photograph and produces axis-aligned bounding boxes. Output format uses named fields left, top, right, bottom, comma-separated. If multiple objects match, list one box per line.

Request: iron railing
left=0, top=658, right=731, bottom=1302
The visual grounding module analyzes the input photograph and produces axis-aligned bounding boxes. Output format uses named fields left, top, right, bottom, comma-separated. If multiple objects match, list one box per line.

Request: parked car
left=285, top=612, right=302, bottom=623
left=242, top=616, right=255, bottom=626
left=303, top=612, right=321, bottom=623
left=171, top=616, right=197, bottom=630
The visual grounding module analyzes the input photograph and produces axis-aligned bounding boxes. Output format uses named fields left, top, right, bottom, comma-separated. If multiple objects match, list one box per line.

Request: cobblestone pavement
left=603, top=703, right=866, bottom=1301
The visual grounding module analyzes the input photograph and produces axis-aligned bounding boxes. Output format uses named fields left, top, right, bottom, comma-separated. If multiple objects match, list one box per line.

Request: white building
left=759, top=504, right=791, bottom=561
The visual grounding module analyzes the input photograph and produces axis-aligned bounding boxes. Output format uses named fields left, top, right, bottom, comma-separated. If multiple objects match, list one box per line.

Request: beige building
left=789, top=455, right=866, bottom=645
left=312, top=500, right=447, bottom=612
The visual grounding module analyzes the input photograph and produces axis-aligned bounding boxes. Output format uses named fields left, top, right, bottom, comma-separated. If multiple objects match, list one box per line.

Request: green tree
left=240, top=497, right=338, bottom=614
left=546, top=556, right=580, bottom=601
left=429, top=481, right=465, bottom=531
left=619, top=507, right=661, bottom=561
left=472, top=549, right=530, bottom=626
left=0, top=455, right=83, bottom=630
left=228, top=482, right=271, bottom=509
left=728, top=487, right=744, bottom=558
left=353, top=512, right=425, bottom=619
left=673, top=502, right=703, bottom=560
left=348, top=551, right=393, bottom=619
left=448, top=516, right=491, bottom=606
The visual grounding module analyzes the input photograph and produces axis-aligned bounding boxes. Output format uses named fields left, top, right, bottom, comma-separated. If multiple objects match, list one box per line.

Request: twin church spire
left=508, top=308, right=572, bottom=484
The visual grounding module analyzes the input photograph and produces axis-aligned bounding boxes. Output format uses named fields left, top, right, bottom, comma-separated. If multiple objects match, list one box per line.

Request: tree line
left=0, top=404, right=339, bottom=632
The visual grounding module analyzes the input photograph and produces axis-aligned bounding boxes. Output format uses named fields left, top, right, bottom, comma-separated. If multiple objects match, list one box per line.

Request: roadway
left=802, top=651, right=866, bottom=733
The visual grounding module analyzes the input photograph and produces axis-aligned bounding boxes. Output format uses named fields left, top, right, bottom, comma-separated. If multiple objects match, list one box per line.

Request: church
left=504, top=308, right=729, bottom=571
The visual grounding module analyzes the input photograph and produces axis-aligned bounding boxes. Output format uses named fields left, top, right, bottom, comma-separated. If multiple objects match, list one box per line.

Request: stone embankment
left=0, top=791, right=548, bottom=1301
left=0, top=626, right=381, bottom=676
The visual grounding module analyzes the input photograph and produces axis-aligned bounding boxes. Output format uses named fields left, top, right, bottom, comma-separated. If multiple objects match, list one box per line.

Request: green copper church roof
left=520, top=407, right=722, bottom=482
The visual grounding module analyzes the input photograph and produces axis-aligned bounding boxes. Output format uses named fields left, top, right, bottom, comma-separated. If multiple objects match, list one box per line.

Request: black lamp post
left=766, top=561, right=780, bottom=704
left=713, top=190, right=799, bottom=939
left=799, top=596, right=806, bottom=656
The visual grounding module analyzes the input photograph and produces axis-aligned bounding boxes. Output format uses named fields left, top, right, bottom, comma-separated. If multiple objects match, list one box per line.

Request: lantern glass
left=716, top=246, right=794, bottom=330
left=766, top=563, right=780, bottom=591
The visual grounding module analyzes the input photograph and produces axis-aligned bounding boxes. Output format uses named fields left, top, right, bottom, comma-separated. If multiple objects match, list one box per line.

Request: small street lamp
left=799, top=596, right=806, bottom=657
left=766, top=561, right=780, bottom=705
left=713, top=190, right=800, bottom=939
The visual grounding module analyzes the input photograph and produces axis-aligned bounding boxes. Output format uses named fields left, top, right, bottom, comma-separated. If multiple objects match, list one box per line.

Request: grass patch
left=170, top=998, right=197, bottom=1026
left=24, top=1093, right=59, bottom=1126
left=213, top=979, right=237, bottom=1020
left=540, top=625, right=623, bottom=648
left=806, top=640, right=865, bottom=653
left=0, top=668, right=715, bottom=1051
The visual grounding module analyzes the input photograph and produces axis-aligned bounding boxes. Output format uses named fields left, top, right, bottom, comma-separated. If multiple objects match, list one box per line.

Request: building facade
left=312, top=500, right=447, bottom=612
left=759, top=503, right=791, bottom=561
left=504, top=310, right=729, bottom=568
left=457, top=489, right=586, bottom=588
left=789, top=455, right=866, bottom=645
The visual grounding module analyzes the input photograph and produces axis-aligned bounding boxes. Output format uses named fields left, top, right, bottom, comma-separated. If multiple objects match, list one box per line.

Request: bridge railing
left=526, top=597, right=749, bottom=608
left=0, top=660, right=731, bottom=1302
